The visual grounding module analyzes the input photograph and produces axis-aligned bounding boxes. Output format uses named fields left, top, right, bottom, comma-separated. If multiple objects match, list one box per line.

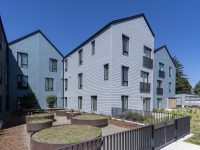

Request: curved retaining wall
left=56, top=110, right=68, bottom=116
left=27, top=121, right=53, bottom=132
left=71, top=118, right=108, bottom=127
left=26, top=114, right=54, bottom=122
left=66, top=112, right=81, bottom=119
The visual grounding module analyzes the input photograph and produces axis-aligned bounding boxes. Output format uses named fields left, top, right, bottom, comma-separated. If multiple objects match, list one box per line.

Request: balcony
left=159, top=70, right=165, bottom=78
left=157, top=88, right=163, bottom=95
left=140, top=82, right=150, bottom=93
left=143, top=56, right=153, bottom=69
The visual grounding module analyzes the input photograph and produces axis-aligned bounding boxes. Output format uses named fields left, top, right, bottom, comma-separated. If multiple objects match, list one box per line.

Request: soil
left=109, top=119, right=143, bottom=129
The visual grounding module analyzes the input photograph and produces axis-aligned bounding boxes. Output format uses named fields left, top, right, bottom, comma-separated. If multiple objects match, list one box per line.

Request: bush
left=125, top=112, right=145, bottom=122
left=20, top=93, right=38, bottom=109
left=46, top=95, right=57, bottom=108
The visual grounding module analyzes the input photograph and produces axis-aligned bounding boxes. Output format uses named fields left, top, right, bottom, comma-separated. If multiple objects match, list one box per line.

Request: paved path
left=161, top=134, right=200, bottom=150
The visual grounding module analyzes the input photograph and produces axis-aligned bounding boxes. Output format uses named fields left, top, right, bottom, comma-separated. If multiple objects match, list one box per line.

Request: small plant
left=125, top=112, right=145, bottom=122
left=20, top=93, right=38, bottom=109
left=46, top=95, right=57, bottom=108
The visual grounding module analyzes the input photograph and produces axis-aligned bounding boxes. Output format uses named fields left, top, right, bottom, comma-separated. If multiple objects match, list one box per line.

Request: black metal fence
left=57, top=114, right=190, bottom=150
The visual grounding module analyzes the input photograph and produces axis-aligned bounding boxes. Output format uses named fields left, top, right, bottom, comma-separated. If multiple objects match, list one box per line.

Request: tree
left=20, top=93, right=38, bottom=109
left=46, top=95, right=57, bottom=108
left=194, top=81, right=200, bottom=94
left=172, top=56, right=192, bottom=94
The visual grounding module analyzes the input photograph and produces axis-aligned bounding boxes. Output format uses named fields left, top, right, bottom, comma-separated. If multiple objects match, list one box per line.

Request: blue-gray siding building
left=8, top=30, right=63, bottom=111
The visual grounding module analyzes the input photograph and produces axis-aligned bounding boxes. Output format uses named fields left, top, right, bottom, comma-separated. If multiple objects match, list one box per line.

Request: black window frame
left=65, top=59, right=68, bottom=72
left=17, top=75, right=28, bottom=90
left=49, top=58, right=57, bottom=72
left=157, top=80, right=162, bottom=88
left=65, top=78, right=68, bottom=91
left=159, top=63, right=164, bottom=71
left=0, top=62, right=2, bottom=85
left=78, top=96, right=82, bottom=109
left=169, top=67, right=172, bottom=77
left=169, top=82, right=172, bottom=93
left=141, top=71, right=149, bottom=83
left=78, top=73, right=83, bottom=89
left=122, top=66, right=129, bottom=86
left=64, top=97, right=67, bottom=108
left=122, top=35, right=129, bottom=56
left=144, top=46, right=152, bottom=59
left=17, top=52, right=28, bottom=68
left=91, top=96, right=97, bottom=111
left=91, top=41, right=95, bottom=55
left=79, top=49, right=83, bottom=65
left=45, top=78, right=54, bottom=91
left=121, top=95, right=128, bottom=112
left=104, top=64, right=109, bottom=80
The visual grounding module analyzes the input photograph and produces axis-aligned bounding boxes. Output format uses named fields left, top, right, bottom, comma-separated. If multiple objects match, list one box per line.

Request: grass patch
left=28, top=113, right=52, bottom=117
left=32, top=125, right=101, bottom=144
left=73, top=114, right=107, bottom=120
left=28, top=119, right=52, bottom=123
left=57, top=109, right=70, bottom=112
left=185, top=134, right=200, bottom=145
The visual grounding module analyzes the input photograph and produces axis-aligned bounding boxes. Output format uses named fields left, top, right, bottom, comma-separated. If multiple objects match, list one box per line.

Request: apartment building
left=153, top=46, right=176, bottom=109
left=63, top=14, right=155, bottom=115
left=0, top=17, right=9, bottom=117
left=8, top=30, right=63, bottom=111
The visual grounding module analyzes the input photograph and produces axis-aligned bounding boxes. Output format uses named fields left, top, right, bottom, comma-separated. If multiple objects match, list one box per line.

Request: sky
left=0, top=0, right=200, bottom=87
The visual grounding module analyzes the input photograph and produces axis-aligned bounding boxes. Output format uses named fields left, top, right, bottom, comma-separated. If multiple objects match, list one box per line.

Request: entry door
left=143, top=98, right=151, bottom=111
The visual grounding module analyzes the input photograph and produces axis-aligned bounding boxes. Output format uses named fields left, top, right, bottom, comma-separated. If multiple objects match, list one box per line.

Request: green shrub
left=125, top=112, right=145, bottom=122
left=20, top=93, right=38, bottom=109
left=46, top=95, right=57, bottom=108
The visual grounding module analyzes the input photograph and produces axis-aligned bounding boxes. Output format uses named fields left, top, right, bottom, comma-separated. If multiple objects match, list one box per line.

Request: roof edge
left=154, top=45, right=176, bottom=68
left=0, top=16, right=9, bottom=45
left=64, top=13, right=155, bottom=59
left=9, top=30, right=64, bottom=57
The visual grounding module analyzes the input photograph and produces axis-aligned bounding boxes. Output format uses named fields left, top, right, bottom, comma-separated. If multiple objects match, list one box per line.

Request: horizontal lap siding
left=153, top=48, right=176, bottom=109
left=64, top=28, right=112, bottom=115
left=111, top=18, right=154, bottom=111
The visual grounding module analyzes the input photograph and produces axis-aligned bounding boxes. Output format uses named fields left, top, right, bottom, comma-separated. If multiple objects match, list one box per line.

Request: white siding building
left=153, top=46, right=176, bottom=109
left=64, top=14, right=155, bottom=115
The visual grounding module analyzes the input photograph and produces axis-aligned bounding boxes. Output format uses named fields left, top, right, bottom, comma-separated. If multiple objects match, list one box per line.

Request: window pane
left=65, top=79, right=68, bottom=91
left=122, top=35, right=129, bottom=56
left=65, top=59, right=68, bottom=72
left=159, top=63, right=164, bottom=71
left=144, top=47, right=151, bottom=58
left=122, top=66, right=128, bottom=86
left=92, top=41, right=95, bottom=55
left=104, top=64, right=109, bottom=80
left=65, top=97, right=67, bottom=107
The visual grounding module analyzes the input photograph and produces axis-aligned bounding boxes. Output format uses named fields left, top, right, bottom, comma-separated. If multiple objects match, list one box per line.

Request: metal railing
left=159, top=70, right=165, bottom=78
left=157, top=88, right=163, bottom=95
left=143, top=56, right=153, bottom=69
left=140, top=82, right=150, bottom=93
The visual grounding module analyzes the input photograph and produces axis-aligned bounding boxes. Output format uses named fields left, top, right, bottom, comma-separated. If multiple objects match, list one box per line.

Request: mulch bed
left=109, top=119, right=142, bottom=129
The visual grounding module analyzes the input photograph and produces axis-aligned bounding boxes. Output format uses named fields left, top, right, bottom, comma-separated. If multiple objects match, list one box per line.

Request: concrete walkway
left=161, top=134, right=200, bottom=150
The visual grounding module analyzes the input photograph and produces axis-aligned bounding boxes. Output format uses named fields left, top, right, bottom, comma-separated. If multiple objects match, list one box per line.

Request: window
left=157, top=98, right=162, bottom=109
left=78, top=73, right=83, bottom=89
left=91, top=96, right=97, bottom=111
left=122, top=35, right=129, bottom=56
left=104, top=64, right=109, bottom=80
left=45, top=78, right=53, bottom=91
left=17, top=75, right=28, bottom=90
left=169, top=67, right=172, bottom=77
left=91, top=41, right=95, bottom=55
left=169, top=82, right=172, bottom=93
left=64, top=97, right=67, bottom=108
left=144, top=46, right=152, bottom=58
left=159, top=63, right=164, bottom=71
left=79, top=49, right=83, bottom=65
left=0, top=62, right=2, bottom=85
left=122, top=66, right=129, bottom=86
left=121, top=96, right=128, bottom=111
left=157, top=80, right=162, bottom=88
left=141, top=71, right=149, bottom=83
left=49, top=59, right=57, bottom=72
left=17, top=97, right=22, bottom=110
left=65, top=59, right=68, bottom=72
left=78, top=96, right=82, bottom=109
left=17, top=52, right=28, bottom=68
left=143, top=98, right=150, bottom=111
left=0, top=95, right=2, bottom=113
left=65, top=79, right=68, bottom=91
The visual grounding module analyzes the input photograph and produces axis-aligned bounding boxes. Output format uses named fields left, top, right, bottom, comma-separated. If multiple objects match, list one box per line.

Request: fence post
left=151, top=125, right=155, bottom=150
left=175, top=118, right=178, bottom=140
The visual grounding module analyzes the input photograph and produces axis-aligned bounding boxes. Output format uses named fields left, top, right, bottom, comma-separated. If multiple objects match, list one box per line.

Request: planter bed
left=27, top=119, right=53, bottom=132
left=66, top=112, right=81, bottom=119
left=71, top=114, right=108, bottom=127
left=26, top=113, right=54, bottom=122
left=55, top=109, right=70, bottom=116
left=30, top=125, right=102, bottom=150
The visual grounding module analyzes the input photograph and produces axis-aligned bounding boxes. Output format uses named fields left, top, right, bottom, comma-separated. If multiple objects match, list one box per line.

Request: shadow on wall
left=8, top=48, right=41, bottom=112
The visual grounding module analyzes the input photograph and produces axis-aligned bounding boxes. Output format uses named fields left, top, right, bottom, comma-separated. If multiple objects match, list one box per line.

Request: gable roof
left=154, top=45, right=176, bottom=67
left=64, top=13, right=155, bottom=58
left=9, top=30, right=64, bottom=57
left=0, top=16, right=9, bottom=45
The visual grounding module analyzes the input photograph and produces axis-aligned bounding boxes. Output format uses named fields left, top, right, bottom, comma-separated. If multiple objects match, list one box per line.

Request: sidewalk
left=161, top=134, right=200, bottom=150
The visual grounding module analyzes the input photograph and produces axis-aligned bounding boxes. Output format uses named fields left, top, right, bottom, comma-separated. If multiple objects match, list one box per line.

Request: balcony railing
left=143, top=56, right=153, bottom=69
left=157, top=87, right=163, bottom=95
left=159, top=70, right=165, bottom=78
left=140, top=82, right=150, bottom=93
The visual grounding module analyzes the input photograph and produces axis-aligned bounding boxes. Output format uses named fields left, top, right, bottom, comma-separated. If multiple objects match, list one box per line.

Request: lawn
left=169, top=107, right=200, bottom=145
